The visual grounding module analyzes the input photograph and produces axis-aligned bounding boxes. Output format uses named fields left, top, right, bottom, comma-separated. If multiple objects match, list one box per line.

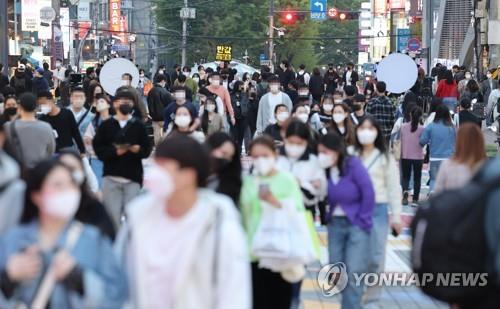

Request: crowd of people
left=0, top=56, right=499, bottom=309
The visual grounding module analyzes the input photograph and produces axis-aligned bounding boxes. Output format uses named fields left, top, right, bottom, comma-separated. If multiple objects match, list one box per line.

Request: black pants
left=231, top=117, right=248, bottom=155
left=401, top=159, right=423, bottom=200
left=251, top=262, right=292, bottom=309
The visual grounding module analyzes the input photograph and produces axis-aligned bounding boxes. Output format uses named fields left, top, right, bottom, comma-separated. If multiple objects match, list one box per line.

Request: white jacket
left=115, top=189, right=251, bottom=309
left=359, top=149, right=402, bottom=224
left=276, top=153, right=327, bottom=206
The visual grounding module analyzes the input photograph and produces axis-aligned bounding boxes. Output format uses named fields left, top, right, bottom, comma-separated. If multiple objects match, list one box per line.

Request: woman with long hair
left=354, top=116, right=402, bottom=306
left=85, top=83, right=105, bottom=110
left=319, top=132, right=375, bottom=309
left=420, top=104, right=456, bottom=193
left=330, top=103, right=356, bottom=146
left=434, top=123, right=486, bottom=192
left=240, top=135, right=319, bottom=309
left=319, top=95, right=334, bottom=128
left=2, top=159, right=126, bottom=307
left=200, top=96, right=224, bottom=137
left=205, top=132, right=242, bottom=205
left=435, top=70, right=459, bottom=111
left=169, top=105, right=205, bottom=143
left=400, top=106, right=425, bottom=206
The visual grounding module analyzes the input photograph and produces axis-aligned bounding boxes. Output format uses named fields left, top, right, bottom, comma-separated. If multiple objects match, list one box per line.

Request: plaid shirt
left=366, top=96, right=396, bottom=140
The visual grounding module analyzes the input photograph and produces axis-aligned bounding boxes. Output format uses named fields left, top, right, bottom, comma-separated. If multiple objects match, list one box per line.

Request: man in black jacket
left=342, top=62, right=359, bottom=90
left=147, top=74, right=172, bottom=145
left=456, top=97, right=482, bottom=128
left=93, top=90, right=152, bottom=229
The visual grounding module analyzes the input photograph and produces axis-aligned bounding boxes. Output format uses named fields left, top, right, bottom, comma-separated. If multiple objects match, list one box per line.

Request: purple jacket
left=326, top=156, right=376, bottom=231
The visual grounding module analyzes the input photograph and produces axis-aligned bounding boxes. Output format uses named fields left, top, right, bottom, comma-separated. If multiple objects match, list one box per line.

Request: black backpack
left=14, top=76, right=26, bottom=90
left=297, top=72, right=306, bottom=84
left=411, top=162, right=500, bottom=303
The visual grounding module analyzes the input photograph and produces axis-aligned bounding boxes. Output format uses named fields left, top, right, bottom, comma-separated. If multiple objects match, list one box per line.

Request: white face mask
left=121, top=79, right=130, bottom=86
left=206, top=104, right=216, bottom=112
left=72, top=99, right=85, bottom=109
left=333, top=113, right=346, bottom=124
left=270, top=84, right=280, bottom=93
left=304, top=105, right=311, bottom=114
left=72, top=170, right=85, bottom=185
left=465, top=73, right=472, bottom=80
left=276, top=111, right=290, bottom=122
left=211, top=79, right=221, bottom=86
left=174, top=114, right=191, bottom=128
left=193, top=77, right=200, bottom=83
left=96, top=100, right=109, bottom=112
left=158, top=70, right=165, bottom=75
left=323, top=104, right=334, bottom=112
left=318, top=153, right=334, bottom=169
left=297, top=113, right=309, bottom=124
left=334, top=99, right=343, bottom=104
left=40, top=104, right=51, bottom=115
left=144, top=165, right=174, bottom=200
left=56, top=62, right=62, bottom=68
left=298, top=90, right=309, bottom=96
left=42, top=190, right=81, bottom=220
left=487, top=74, right=492, bottom=79
left=253, top=157, right=276, bottom=176
left=174, top=92, right=186, bottom=100
left=285, top=143, right=307, bottom=159
left=357, top=128, right=378, bottom=145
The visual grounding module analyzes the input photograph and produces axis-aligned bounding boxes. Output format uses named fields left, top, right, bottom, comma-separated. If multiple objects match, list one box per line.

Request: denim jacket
left=0, top=221, right=127, bottom=308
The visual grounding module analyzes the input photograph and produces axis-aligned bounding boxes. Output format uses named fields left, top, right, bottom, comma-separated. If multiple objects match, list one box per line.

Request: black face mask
left=214, top=157, right=231, bottom=172
left=118, top=103, right=133, bottom=115
left=353, top=104, right=363, bottom=112
left=4, top=107, right=17, bottom=116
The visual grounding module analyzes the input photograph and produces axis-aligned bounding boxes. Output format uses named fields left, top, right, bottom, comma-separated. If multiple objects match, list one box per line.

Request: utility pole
left=268, top=0, right=274, bottom=72
left=181, top=0, right=188, bottom=67
left=0, top=0, right=8, bottom=69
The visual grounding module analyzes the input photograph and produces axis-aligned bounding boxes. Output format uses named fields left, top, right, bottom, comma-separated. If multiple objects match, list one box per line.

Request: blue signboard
left=397, top=29, right=411, bottom=52
left=260, top=53, right=268, bottom=61
left=310, top=0, right=327, bottom=20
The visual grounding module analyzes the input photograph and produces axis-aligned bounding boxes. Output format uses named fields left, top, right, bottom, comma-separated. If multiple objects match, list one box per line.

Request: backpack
left=411, top=162, right=500, bottom=303
left=297, top=72, right=306, bottom=84
left=14, top=76, right=26, bottom=90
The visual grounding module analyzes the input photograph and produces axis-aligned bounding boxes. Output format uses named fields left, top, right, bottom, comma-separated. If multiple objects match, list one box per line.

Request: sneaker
left=402, top=191, right=409, bottom=206
left=411, top=201, right=419, bottom=207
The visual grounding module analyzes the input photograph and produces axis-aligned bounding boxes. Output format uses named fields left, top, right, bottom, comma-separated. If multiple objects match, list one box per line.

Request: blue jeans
left=429, top=160, right=443, bottom=193
left=442, top=97, right=458, bottom=112
left=328, top=217, right=371, bottom=309
left=364, top=204, right=389, bottom=306
left=89, top=157, right=104, bottom=189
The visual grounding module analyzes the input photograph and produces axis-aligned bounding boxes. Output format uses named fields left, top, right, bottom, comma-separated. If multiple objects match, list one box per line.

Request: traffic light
left=328, top=8, right=360, bottom=21
left=280, top=11, right=306, bottom=25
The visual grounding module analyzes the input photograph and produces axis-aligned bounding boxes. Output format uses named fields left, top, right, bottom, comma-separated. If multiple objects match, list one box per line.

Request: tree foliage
left=153, top=0, right=361, bottom=69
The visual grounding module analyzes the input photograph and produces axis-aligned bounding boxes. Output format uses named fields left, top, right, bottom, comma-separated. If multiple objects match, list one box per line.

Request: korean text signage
left=216, top=45, right=232, bottom=61
left=21, top=0, right=39, bottom=31
left=109, top=0, right=121, bottom=33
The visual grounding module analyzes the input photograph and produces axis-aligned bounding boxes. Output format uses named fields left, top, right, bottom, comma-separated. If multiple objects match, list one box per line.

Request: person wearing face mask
left=191, top=73, right=201, bottom=90
left=308, top=67, right=325, bottom=103
left=57, top=151, right=115, bottom=238
left=69, top=87, right=94, bottom=137
left=350, top=94, right=368, bottom=125
left=353, top=117, right=402, bottom=307
left=324, top=63, right=340, bottom=94
left=285, top=80, right=299, bottom=105
left=201, top=96, right=224, bottom=137
left=240, top=136, right=319, bottom=309
left=319, top=95, right=335, bottom=128
left=230, top=81, right=250, bottom=155
left=154, top=65, right=172, bottom=90
left=121, top=73, right=133, bottom=88
left=85, top=83, right=104, bottom=110
left=487, top=82, right=500, bottom=126
left=207, top=72, right=236, bottom=129
left=3, top=93, right=55, bottom=170
left=318, top=132, right=375, bottom=309
left=83, top=95, right=111, bottom=188
left=277, top=120, right=326, bottom=216
left=175, top=72, right=197, bottom=102
left=256, top=75, right=293, bottom=135
left=342, top=62, right=359, bottom=88
left=366, top=81, right=396, bottom=144
left=147, top=74, right=173, bottom=146
left=0, top=160, right=127, bottom=307
left=38, top=91, right=86, bottom=155
left=482, top=70, right=498, bottom=106
left=115, top=135, right=250, bottom=308
left=163, top=86, right=199, bottom=132
left=52, top=58, right=66, bottom=90
left=278, top=60, right=296, bottom=91
left=169, top=105, right=205, bottom=143
left=330, top=103, right=356, bottom=146
left=0, top=95, right=19, bottom=123
left=32, top=67, right=50, bottom=96
left=205, top=132, right=242, bottom=205
left=264, top=104, right=290, bottom=146
left=458, top=71, right=474, bottom=98
left=92, top=91, right=152, bottom=229
left=296, top=83, right=313, bottom=105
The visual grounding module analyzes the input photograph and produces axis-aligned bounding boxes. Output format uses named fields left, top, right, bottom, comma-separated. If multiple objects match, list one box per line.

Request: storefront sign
left=109, top=0, right=121, bottom=33
left=21, top=0, right=39, bottom=31
left=216, top=45, right=232, bottom=61
left=374, top=0, right=387, bottom=15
